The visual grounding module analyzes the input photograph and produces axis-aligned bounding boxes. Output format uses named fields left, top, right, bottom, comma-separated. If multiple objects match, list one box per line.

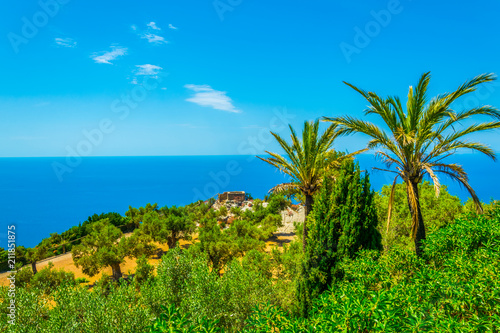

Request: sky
left=1, top=0, right=500, bottom=157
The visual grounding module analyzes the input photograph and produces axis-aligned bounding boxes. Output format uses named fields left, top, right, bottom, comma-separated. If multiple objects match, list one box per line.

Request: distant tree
left=196, top=216, right=271, bottom=275
left=26, top=245, right=48, bottom=274
left=258, top=119, right=365, bottom=250
left=0, top=248, right=8, bottom=271
left=196, top=218, right=239, bottom=275
left=126, top=203, right=159, bottom=229
left=298, top=160, right=382, bottom=316
left=72, top=219, right=129, bottom=280
left=138, top=206, right=196, bottom=251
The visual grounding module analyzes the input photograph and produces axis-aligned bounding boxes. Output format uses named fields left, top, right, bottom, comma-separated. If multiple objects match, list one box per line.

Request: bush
left=14, top=266, right=33, bottom=288
left=143, top=246, right=274, bottom=331
left=298, top=159, right=381, bottom=316
left=134, top=255, right=154, bottom=285
left=30, top=262, right=76, bottom=293
left=375, top=181, right=464, bottom=250
left=244, top=208, right=500, bottom=332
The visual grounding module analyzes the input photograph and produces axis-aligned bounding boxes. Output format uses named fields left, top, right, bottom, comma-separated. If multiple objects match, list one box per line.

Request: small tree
left=72, top=219, right=128, bottom=280
left=139, top=206, right=196, bottom=252
left=126, top=203, right=159, bottom=229
left=196, top=218, right=239, bottom=275
left=298, top=159, right=382, bottom=316
left=26, top=245, right=48, bottom=274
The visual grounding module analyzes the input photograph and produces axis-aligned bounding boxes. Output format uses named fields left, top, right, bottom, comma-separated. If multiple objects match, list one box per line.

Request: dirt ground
left=0, top=232, right=296, bottom=287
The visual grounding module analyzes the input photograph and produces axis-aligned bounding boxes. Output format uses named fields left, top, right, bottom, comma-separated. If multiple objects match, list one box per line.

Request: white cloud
left=147, top=22, right=161, bottom=30
left=184, top=84, right=241, bottom=113
left=141, top=33, right=167, bottom=44
left=168, top=24, right=178, bottom=30
left=55, top=37, right=77, bottom=48
left=131, top=25, right=137, bottom=31
left=133, top=22, right=168, bottom=44
left=135, top=64, right=162, bottom=76
left=91, top=46, right=127, bottom=64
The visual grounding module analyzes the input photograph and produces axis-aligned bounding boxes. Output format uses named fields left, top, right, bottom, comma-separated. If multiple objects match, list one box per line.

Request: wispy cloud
left=91, top=46, right=127, bottom=64
left=147, top=22, right=161, bottom=30
left=168, top=24, right=178, bottom=30
left=55, top=37, right=77, bottom=48
left=184, top=84, right=241, bottom=113
left=135, top=64, right=162, bottom=76
left=133, top=22, right=168, bottom=45
left=141, top=33, right=167, bottom=44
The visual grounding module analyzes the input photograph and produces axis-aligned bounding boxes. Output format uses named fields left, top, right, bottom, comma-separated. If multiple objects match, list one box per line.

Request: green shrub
left=244, top=208, right=500, bottom=332
left=14, top=266, right=33, bottom=288
left=298, top=159, right=382, bottom=316
left=30, top=262, right=76, bottom=293
left=134, top=254, right=154, bottom=285
left=375, top=181, right=464, bottom=250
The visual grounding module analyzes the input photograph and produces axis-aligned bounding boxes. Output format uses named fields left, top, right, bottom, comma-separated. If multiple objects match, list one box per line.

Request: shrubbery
left=2, top=197, right=500, bottom=332
left=244, top=207, right=500, bottom=332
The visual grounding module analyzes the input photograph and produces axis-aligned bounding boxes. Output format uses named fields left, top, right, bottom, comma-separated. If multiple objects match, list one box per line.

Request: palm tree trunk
left=111, top=263, right=122, bottom=280
left=31, top=261, right=38, bottom=275
left=303, top=194, right=314, bottom=251
left=406, top=181, right=426, bottom=257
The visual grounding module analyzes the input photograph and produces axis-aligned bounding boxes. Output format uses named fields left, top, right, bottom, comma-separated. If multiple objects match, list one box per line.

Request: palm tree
left=258, top=119, right=364, bottom=250
left=323, top=72, right=500, bottom=256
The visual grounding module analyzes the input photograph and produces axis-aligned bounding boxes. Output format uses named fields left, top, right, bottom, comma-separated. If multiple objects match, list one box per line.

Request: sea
left=1, top=154, right=498, bottom=248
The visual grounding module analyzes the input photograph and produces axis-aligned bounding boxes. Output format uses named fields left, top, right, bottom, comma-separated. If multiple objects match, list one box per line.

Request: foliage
left=72, top=219, right=129, bottom=279
left=298, top=160, right=382, bottom=316
left=147, top=305, right=222, bottom=333
left=244, top=207, right=500, bottom=332
left=324, top=72, right=500, bottom=255
left=258, top=119, right=365, bottom=250
left=375, top=181, right=464, bottom=250
left=13, top=266, right=33, bottom=288
left=144, top=246, right=274, bottom=331
left=126, top=203, right=159, bottom=229
left=27, top=262, right=76, bottom=294
left=4, top=204, right=500, bottom=332
left=139, top=205, right=196, bottom=250
left=134, top=254, right=155, bottom=285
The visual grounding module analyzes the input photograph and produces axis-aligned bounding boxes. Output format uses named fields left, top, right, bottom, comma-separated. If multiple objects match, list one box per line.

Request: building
left=218, top=191, right=246, bottom=203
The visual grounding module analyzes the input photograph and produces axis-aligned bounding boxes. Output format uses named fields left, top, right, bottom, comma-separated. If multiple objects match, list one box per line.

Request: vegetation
left=245, top=208, right=500, bottom=332
left=297, top=159, right=382, bottom=316
left=258, top=119, right=364, bottom=250
left=137, top=205, right=196, bottom=251
left=3, top=207, right=499, bottom=332
left=72, top=219, right=130, bottom=279
left=376, top=181, right=464, bottom=250
left=324, top=72, right=500, bottom=255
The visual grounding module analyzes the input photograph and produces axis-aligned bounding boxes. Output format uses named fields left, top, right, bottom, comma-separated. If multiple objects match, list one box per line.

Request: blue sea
left=1, top=154, right=498, bottom=248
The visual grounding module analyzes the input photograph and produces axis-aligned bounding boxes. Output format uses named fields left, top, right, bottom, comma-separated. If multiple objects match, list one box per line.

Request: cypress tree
left=298, top=159, right=381, bottom=316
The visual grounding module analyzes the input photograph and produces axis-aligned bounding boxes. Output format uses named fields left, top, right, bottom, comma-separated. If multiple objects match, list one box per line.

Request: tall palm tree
left=324, top=72, right=500, bottom=256
left=258, top=119, right=364, bottom=250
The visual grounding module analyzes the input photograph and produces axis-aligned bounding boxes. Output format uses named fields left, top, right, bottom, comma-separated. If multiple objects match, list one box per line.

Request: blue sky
left=1, top=0, right=500, bottom=157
